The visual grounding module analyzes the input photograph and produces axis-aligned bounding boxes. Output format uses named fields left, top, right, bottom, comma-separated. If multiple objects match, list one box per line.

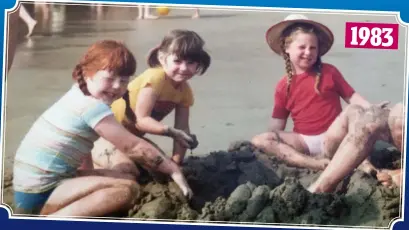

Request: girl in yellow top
left=91, top=30, right=211, bottom=179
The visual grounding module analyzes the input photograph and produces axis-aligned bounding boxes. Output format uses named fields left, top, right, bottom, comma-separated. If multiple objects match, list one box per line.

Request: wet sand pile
left=126, top=143, right=401, bottom=227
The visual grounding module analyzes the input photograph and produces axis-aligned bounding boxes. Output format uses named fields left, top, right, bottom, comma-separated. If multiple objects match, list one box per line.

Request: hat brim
left=265, top=19, right=334, bottom=56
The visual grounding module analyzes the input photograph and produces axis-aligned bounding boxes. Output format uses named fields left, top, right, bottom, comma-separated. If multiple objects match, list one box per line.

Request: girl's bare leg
left=7, top=6, right=20, bottom=72
left=19, top=5, right=37, bottom=37
left=322, top=104, right=377, bottom=174
left=137, top=5, right=143, bottom=19
left=251, top=131, right=329, bottom=171
left=388, top=102, right=404, bottom=152
left=144, top=5, right=158, bottom=19
left=41, top=176, right=140, bottom=217
left=322, top=104, right=364, bottom=158
left=374, top=102, right=405, bottom=188
left=309, top=105, right=390, bottom=193
left=192, top=8, right=200, bottom=19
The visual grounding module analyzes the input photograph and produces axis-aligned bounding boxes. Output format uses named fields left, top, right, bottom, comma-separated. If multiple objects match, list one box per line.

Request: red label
left=345, top=22, right=399, bottom=50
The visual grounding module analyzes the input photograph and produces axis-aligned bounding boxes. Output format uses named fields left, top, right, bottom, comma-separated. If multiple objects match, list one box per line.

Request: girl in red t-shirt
left=251, top=14, right=371, bottom=171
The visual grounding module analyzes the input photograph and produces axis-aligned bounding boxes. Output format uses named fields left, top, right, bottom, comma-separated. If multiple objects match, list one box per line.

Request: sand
left=118, top=142, right=402, bottom=227
left=1, top=6, right=405, bottom=229
left=1, top=141, right=401, bottom=228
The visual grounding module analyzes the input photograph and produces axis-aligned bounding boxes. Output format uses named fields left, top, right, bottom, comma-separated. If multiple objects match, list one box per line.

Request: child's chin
left=179, top=77, right=191, bottom=82
left=300, top=63, right=313, bottom=69
left=101, top=97, right=116, bottom=105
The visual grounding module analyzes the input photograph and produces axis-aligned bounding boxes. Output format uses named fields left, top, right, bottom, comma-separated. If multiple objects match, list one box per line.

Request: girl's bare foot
left=377, top=169, right=402, bottom=188
left=357, top=159, right=378, bottom=176
left=26, top=19, right=37, bottom=37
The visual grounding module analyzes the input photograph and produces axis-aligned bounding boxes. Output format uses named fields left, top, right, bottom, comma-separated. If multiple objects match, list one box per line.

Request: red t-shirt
left=272, top=63, right=355, bottom=135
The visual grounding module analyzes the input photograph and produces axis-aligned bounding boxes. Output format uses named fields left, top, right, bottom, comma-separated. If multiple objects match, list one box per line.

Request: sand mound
left=2, top=142, right=400, bottom=227
left=125, top=142, right=401, bottom=227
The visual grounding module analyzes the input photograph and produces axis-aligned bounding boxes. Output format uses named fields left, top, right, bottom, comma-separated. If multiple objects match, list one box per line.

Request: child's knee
left=390, top=102, right=403, bottom=114
left=344, top=104, right=365, bottom=118
left=251, top=133, right=270, bottom=147
left=389, top=103, right=404, bottom=126
left=120, top=180, right=141, bottom=204
left=112, top=162, right=139, bottom=178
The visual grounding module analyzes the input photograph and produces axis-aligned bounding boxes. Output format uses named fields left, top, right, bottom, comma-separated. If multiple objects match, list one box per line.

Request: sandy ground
left=1, top=3, right=407, bottom=226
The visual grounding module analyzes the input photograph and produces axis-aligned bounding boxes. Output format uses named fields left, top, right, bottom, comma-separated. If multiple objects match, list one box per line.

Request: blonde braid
left=314, top=56, right=322, bottom=95
left=281, top=38, right=293, bottom=98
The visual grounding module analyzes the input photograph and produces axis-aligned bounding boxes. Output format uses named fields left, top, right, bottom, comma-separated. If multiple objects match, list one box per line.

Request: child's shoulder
left=140, top=67, right=166, bottom=80
left=129, top=67, right=166, bottom=88
left=45, top=86, right=109, bottom=118
left=274, top=75, right=289, bottom=93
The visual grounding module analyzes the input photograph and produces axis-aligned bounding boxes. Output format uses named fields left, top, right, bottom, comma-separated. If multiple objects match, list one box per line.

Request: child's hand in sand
left=170, top=171, right=194, bottom=199
left=376, top=169, right=402, bottom=188
left=166, top=127, right=194, bottom=149
left=188, top=134, right=199, bottom=150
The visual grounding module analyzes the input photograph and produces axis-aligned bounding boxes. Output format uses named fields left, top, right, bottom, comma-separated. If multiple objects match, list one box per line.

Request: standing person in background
left=7, top=5, right=20, bottom=73
left=19, top=4, right=37, bottom=37
left=137, top=5, right=158, bottom=20
left=191, top=8, right=200, bottom=19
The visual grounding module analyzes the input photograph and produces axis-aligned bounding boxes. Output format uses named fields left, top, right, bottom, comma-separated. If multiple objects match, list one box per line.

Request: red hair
left=72, top=40, right=137, bottom=95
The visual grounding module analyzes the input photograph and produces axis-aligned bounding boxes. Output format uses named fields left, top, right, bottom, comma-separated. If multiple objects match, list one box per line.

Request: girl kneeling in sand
left=252, top=14, right=371, bottom=171
left=13, top=40, right=192, bottom=216
left=91, top=29, right=210, bottom=179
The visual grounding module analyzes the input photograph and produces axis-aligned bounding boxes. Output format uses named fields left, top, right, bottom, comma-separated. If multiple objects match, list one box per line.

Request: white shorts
left=300, top=133, right=325, bottom=157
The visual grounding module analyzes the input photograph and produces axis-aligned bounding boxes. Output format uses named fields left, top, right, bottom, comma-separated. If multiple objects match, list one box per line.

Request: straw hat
left=265, top=14, right=334, bottom=56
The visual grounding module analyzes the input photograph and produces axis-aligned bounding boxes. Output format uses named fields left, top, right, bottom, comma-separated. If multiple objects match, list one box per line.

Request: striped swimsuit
left=13, top=85, right=113, bottom=195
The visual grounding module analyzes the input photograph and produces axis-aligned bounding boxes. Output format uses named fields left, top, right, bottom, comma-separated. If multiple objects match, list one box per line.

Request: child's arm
left=96, top=115, right=168, bottom=170
left=268, top=118, right=287, bottom=132
left=134, top=86, right=169, bottom=135
left=270, top=79, right=290, bottom=132
left=171, top=105, right=191, bottom=165
left=135, top=86, right=194, bottom=145
left=94, top=115, right=193, bottom=198
left=344, top=92, right=371, bottom=108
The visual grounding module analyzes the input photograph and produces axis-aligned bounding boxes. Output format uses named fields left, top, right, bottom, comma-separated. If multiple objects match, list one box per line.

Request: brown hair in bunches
left=280, top=23, right=324, bottom=98
left=147, top=29, right=211, bottom=75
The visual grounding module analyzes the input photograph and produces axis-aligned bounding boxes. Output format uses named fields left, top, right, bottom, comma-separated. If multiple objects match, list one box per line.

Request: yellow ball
left=156, top=6, right=170, bottom=16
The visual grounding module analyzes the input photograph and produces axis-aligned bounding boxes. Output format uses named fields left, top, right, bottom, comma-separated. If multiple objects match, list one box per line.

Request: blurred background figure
left=90, top=3, right=104, bottom=21
left=192, top=8, right=200, bottom=19
left=19, top=4, right=37, bottom=37
left=137, top=5, right=158, bottom=20
left=7, top=5, right=20, bottom=72
left=49, top=4, right=66, bottom=34
left=90, top=2, right=103, bottom=16
left=34, top=1, right=51, bottom=21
